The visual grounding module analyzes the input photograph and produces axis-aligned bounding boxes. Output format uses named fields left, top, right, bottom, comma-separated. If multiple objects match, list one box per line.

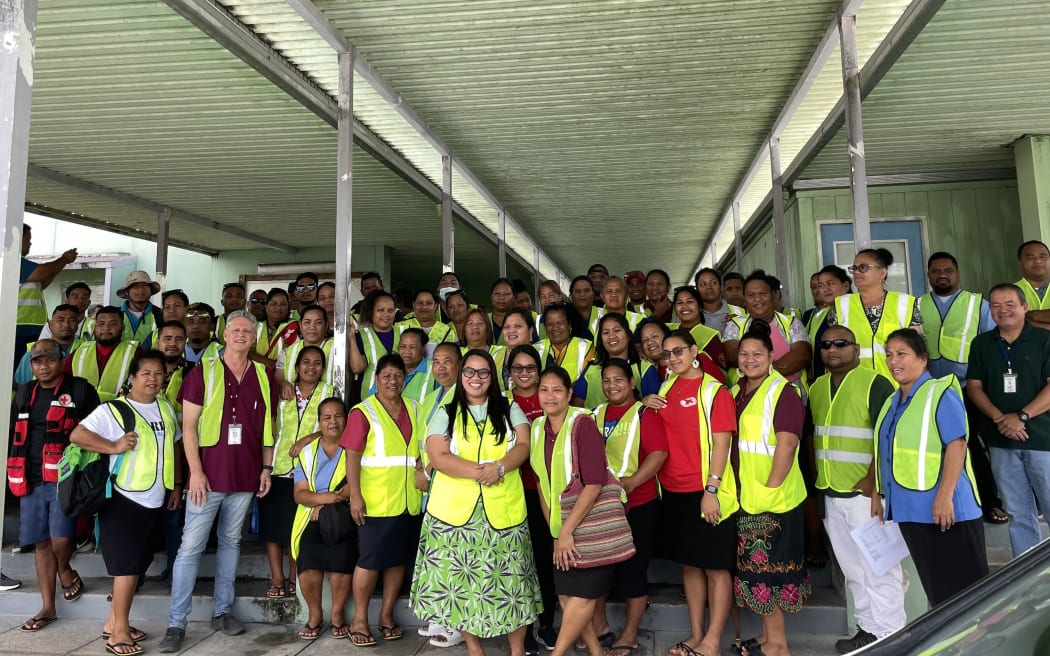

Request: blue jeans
left=168, top=491, right=253, bottom=629
left=988, top=447, right=1050, bottom=557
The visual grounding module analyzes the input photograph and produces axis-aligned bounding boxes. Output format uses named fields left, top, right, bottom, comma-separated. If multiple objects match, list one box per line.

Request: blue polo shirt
left=877, top=371, right=981, bottom=524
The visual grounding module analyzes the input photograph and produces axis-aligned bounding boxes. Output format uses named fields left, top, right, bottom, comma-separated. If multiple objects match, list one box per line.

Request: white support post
left=732, top=202, right=744, bottom=272
left=155, top=207, right=171, bottom=297
left=769, top=136, right=791, bottom=306
left=498, top=210, right=507, bottom=278
left=839, top=13, right=872, bottom=251
left=0, top=0, right=37, bottom=569
left=441, top=154, right=454, bottom=273
left=532, top=247, right=541, bottom=299
left=332, top=49, right=354, bottom=402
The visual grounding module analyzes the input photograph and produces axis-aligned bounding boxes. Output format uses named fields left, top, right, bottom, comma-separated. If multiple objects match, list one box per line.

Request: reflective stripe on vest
left=273, top=382, right=334, bottom=476
left=290, top=439, right=347, bottom=560
left=734, top=373, right=806, bottom=514
left=256, top=321, right=293, bottom=360
left=835, top=292, right=914, bottom=383
left=197, top=358, right=274, bottom=448
left=594, top=402, right=642, bottom=479
left=402, top=363, right=435, bottom=404
left=355, top=396, right=422, bottom=516
left=809, top=368, right=882, bottom=493
left=123, top=309, right=157, bottom=345
left=536, top=338, right=591, bottom=383
left=426, top=408, right=525, bottom=529
left=359, top=327, right=396, bottom=394
left=919, top=292, right=981, bottom=364
left=111, top=398, right=177, bottom=494
left=529, top=407, right=594, bottom=538
left=283, top=339, right=334, bottom=385
left=71, top=341, right=137, bottom=402
left=17, top=282, right=47, bottom=326
left=806, top=307, right=831, bottom=344
left=1016, top=278, right=1050, bottom=311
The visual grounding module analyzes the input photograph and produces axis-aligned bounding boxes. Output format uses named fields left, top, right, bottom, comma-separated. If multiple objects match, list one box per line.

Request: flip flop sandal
left=105, top=642, right=144, bottom=656
left=606, top=644, right=642, bottom=656
left=332, top=625, right=350, bottom=639
left=349, top=630, right=377, bottom=647
left=731, top=638, right=762, bottom=656
left=298, top=622, right=323, bottom=640
left=287, top=581, right=297, bottom=595
left=102, top=627, right=148, bottom=642
left=598, top=632, right=616, bottom=649
left=62, top=570, right=84, bottom=602
left=21, top=616, right=57, bottom=632
left=266, top=583, right=287, bottom=598
left=985, top=507, right=1010, bottom=524
left=668, top=642, right=703, bottom=656
left=378, top=624, right=404, bottom=641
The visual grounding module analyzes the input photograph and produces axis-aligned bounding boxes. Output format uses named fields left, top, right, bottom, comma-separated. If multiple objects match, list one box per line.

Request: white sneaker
left=418, top=623, right=444, bottom=637
left=430, top=627, right=465, bottom=648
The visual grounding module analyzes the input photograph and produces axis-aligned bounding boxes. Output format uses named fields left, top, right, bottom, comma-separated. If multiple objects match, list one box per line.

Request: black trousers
left=525, top=487, right=557, bottom=628
left=899, top=518, right=988, bottom=607
left=964, top=397, right=1003, bottom=510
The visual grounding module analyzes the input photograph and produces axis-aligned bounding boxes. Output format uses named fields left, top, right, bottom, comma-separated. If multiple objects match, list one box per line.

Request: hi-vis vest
left=530, top=407, right=595, bottom=538
left=396, top=319, right=458, bottom=345
left=197, top=358, right=274, bottom=448
left=658, top=375, right=740, bottom=517
left=536, top=337, right=592, bottom=383
left=873, top=375, right=980, bottom=498
left=427, top=408, right=526, bottom=529
left=402, top=361, right=435, bottom=404
left=919, top=291, right=982, bottom=364
left=669, top=322, right=721, bottom=355
left=122, top=307, right=158, bottom=345
left=584, top=306, right=606, bottom=338
left=17, top=281, right=47, bottom=327
left=256, top=321, right=295, bottom=360
left=290, top=438, right=347, bottom=560
left=1016, top=278, right=1050, bottom=311
left=282, top=339, right=334, bottom=385
left=110, top=397, right=178, bottom=495
left=594, top=401, right=643, bottom=480
left=835, top=292, right=915, bottom=382
left=273, top=382, right=334, bottom=476
left=164, top=365, right=187, bottom=416
left=809, top=368, right=883, bottom=493
left=734, top=372, right=807, bottom=514
left=727, top=311, right=798, bottom=387
left=71, top=341, right=138, bottom=402
left=578, top=359, right=654, bottom=409
left=420, top=385, right=456, bottom=468
left=359, top=326, right=398, bottom=394
left=355, top=396, right=423, bottom=517
left=806, top=307, right=831, bottom=344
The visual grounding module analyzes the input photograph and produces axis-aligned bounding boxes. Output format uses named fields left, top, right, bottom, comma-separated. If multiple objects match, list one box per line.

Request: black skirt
left=660, top=490, right=737, bottom=570
left=99, top=492, right=162, bottom=577
left=258, top=476, right=297, bottom=546
left=611, top=499, right=658, bottom=599
left=553, top=563, right=616, bottom=600
left=297, top=521, right=359, bottom=574
left=357, top=513, right=422, bottom=570
left=899, top=519, right=988, bottom=607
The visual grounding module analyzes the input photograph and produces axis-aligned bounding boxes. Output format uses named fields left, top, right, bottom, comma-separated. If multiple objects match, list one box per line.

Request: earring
left=692, top=358, right=700, bottom=369
left=769, top=364, right=775, bottom=375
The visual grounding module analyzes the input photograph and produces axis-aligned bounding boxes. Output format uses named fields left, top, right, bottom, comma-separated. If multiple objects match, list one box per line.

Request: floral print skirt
left=734, top=504, right=811, bottom=615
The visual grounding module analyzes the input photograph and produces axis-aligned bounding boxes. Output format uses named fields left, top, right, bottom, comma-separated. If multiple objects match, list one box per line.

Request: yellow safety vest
left=420, top=385, right=456, bottom=469
left=1016, top=278, right=1050, bottom=311
left=358, top=326, right=398, bottom=394
left=658, top=375, right=740, bottom=517
left=256, top=321, right=293, bottom=361
left=289, top=438, right=347, bottom=560
left=109, top=397, right=178, bottom=493
left=71, top=341, right=138, bottom=402
left=809, top=368, right=884, bottom=493
left=17, top=281, right=47, bottom=327
left=536, top=338, right=592, bottom=383
left=669, top=322, right=721, bottom=354
left=529, top=407, right=595, bottom=537
left=273, top=382, right=334, bottom=476
left=426, top=408, right=526, bottom=529
left=355, top=396, right=423, bottom=517
left=835, top=292, right=915, bottom=383
left=402, top=361, right=435, bottom=404
left=578, top=360, right=654, bottom=409
left=282, top=338, right=334, bottom=385
left=164, top=366, right=185, bottom=416
left=919, top=291, right=982, bottom=364
left=873, top=376, right=979, bottom=496
left=215, top=314, right=228, bottom=345
left=396, top=319, right=458, bottom=345
left=594, top=401, right=643, bottom=480
left=734, top=373, right=806, bottom=514
left=122, top=308, right=158, bottom=345
left=806, top=307, right=831, bottom=344
left=727, top=311, right=798, bottom=388
left=197, top=358, right=274, bottom=448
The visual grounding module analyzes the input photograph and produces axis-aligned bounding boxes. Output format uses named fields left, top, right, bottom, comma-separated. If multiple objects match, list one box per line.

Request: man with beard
left=155, top=321, right=192, bottom=409
left=153, top=320, right=191, bottom=584
left=919, top=251, right=1006, bottom=524
left=39, top=282, right=94, bottom=343
left=116, top=271, right=163, bottom=345
left=66, top=307, right=139, bottom=402
left=184, top=303, right=222, bottom=365
left=16, top=305, right=83, bottom=385
left=216, top=282, right=246, bottom=344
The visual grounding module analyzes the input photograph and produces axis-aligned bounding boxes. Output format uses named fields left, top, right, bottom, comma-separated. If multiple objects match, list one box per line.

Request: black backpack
left=56, top=400, right=134, bottom=518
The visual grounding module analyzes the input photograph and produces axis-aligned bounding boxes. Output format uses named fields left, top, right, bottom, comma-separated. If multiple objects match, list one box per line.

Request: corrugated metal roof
left=800, top=0, right=1050, bottom=180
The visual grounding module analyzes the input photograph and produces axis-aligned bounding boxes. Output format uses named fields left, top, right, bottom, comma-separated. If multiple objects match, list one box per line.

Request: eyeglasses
left=847, top=263, right=883, bottom=274
left=462, top=367, right=492, bottom=379
left=659, top=345, right=691, bottom=361
left=186, top=309, right=213, bottom=318
left=295, top=284, right=317, bottom=292
left=510, top=364, right=538, bottom=374
left=820, top=339, right=856, bottom=350
left=249, top=298, right=266, bottom=305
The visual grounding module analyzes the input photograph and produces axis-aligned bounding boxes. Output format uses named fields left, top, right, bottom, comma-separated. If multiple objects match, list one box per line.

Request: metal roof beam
left=26, top=164, right=297, bottom=253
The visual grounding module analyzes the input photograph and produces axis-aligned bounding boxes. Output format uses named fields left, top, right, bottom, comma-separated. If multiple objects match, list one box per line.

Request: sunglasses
left=295, top=284, right=317, bottom=292
left=820, top=339, right=857, bottom=349
left=462, top=367, right=492, bottom=379
left=186, top=310, right=213, bottom=318
left=249, top=298, right=266, bottom=305
left=847, top=263, right=882, bottom=274
left=510, top=364, right=538, bottom=374
left=659, top=345, right=691, bottom=361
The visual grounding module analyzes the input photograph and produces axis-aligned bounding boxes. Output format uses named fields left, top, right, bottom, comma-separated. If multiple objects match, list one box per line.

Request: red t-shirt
left=734, top=380, right=805, bottom=436
left=63, top=343, right=117, bottom=374
left=339, top=401, right=413, bottom=452
left=601, top=403, right=667, bottom=508
left=513, top=392, right=544, bottom=490
left=657, top=375, right=737, bottom=493
left=702, top=335, right=726, bottom=372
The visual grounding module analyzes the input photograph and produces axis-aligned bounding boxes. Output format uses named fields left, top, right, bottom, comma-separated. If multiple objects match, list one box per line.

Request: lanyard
left=998, top=337, right=1014, bottom=373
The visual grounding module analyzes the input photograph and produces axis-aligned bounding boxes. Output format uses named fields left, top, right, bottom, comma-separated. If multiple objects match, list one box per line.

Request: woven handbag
left=558, top=429, right=636, bottom=569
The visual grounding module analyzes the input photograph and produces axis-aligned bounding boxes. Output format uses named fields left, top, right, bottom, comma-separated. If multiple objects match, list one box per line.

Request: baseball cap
left=29, top=342, right=62, bottom=361
left=624, top=271, right=645, bottom=284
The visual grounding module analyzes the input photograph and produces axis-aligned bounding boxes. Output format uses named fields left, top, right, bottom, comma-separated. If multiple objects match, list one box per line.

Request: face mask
left=438, top=287, right=458, bottom=301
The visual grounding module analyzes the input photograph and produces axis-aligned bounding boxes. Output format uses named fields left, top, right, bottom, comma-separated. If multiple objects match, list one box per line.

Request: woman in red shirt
left=652, top=330, right=739, bottom=656
left=591, top=359, right=668, bottom=656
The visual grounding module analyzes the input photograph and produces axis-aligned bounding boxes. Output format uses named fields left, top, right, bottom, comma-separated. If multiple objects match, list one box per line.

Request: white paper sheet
left=850, top=516, right=910, bottom=576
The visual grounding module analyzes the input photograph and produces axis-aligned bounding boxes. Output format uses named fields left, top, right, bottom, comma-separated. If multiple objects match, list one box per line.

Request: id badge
left=1003, top=373, right=1018, bottom=394
left=227, top=423, right=243, bottom=445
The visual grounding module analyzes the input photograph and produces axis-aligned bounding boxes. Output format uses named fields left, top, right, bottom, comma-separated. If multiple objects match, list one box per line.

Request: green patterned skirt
left=410, top=501, right=542, bottom=637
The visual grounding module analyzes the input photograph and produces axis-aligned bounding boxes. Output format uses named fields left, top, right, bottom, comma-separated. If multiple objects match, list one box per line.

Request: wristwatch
left=705, top=484, right=719, bottom=495
left=1018, top=410, right=1030, bottom=424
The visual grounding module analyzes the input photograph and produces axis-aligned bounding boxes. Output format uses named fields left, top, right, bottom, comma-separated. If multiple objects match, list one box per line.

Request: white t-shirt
left=80, top=399, right=182, bottom=509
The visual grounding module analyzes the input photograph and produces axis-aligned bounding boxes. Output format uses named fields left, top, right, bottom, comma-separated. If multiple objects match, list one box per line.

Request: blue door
left=819, top=220, right=926, bottom=295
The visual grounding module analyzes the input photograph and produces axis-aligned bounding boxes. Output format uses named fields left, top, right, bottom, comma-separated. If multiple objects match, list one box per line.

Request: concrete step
left=1, top=547, right=274, bottom=581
